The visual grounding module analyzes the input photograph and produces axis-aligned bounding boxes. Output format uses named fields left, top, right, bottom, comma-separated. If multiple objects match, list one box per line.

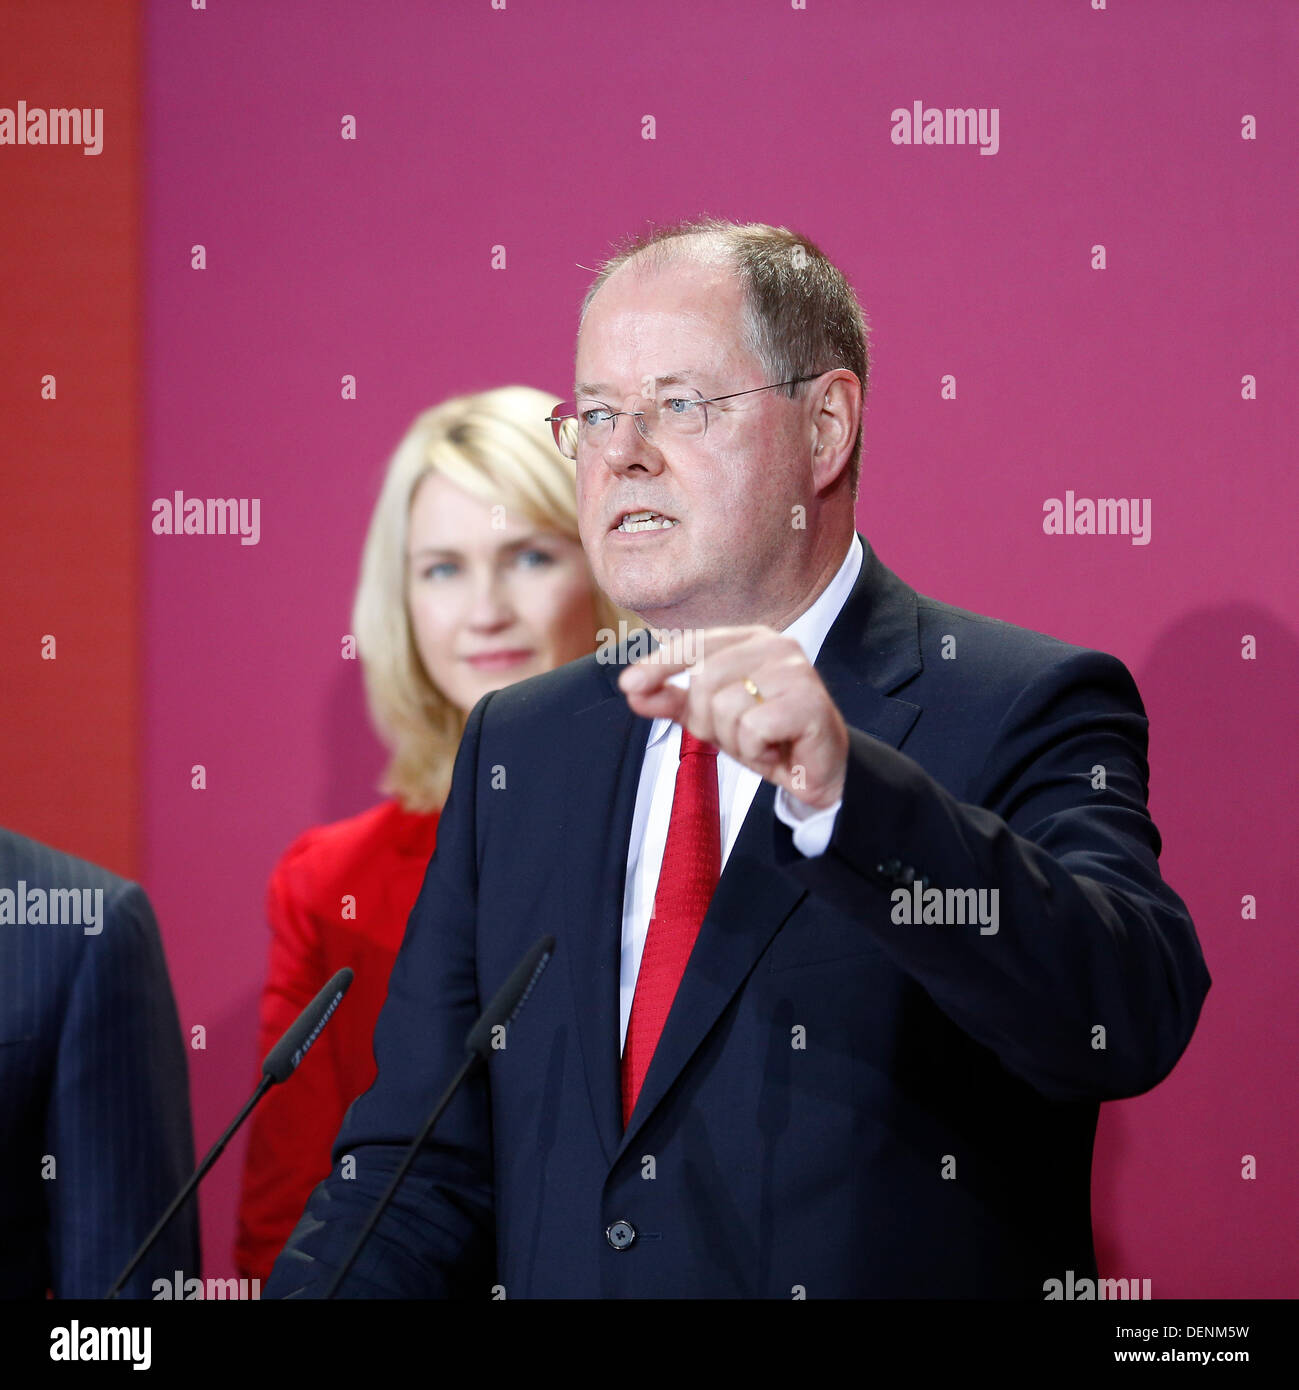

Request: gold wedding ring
left=743, top=677, right=764, bottom=703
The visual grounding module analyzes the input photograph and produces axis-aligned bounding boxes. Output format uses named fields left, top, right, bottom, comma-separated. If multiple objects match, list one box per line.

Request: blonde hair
left=352, top=385, right=632, bottom=812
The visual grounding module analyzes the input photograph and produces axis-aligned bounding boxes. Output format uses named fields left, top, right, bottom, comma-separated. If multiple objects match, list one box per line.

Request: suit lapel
left=612, top=537, right=925, bottom=1157
left=563, top=681, right=651, bottom=1165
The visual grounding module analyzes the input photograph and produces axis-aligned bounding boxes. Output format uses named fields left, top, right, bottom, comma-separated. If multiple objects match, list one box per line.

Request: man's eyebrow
left=574, top=372, right=701, bottom=398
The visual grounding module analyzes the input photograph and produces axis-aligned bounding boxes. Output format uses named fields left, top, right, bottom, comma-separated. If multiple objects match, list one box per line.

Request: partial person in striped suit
left=0, top=827, right=199, bottom=1298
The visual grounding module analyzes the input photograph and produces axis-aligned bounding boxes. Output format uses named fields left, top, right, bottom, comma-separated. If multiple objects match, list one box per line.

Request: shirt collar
left=645, top=534, right=865, bottom=750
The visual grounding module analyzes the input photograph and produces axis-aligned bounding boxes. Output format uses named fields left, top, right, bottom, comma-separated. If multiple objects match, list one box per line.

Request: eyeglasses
left=545, top=373, right=832, bottom=460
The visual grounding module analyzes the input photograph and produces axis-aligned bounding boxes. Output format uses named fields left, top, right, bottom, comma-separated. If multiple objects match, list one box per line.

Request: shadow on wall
left=1092, top=601, right=1298, bottom=1295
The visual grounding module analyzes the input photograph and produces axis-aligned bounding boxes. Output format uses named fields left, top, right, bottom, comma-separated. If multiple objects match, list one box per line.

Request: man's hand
left=618, top=626, right=850, bottom=810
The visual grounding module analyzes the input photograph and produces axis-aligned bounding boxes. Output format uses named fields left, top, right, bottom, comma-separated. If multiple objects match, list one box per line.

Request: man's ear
left=810, top=371, right=860, bottom=490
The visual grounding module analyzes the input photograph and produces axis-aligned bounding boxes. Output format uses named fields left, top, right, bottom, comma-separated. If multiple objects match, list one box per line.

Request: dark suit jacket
left=0, top=828, right=199, bottom=1298
left=267, top=538, right=1210, bottom=1299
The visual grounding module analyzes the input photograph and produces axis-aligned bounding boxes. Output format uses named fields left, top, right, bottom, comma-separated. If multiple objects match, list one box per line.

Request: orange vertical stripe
left=0, top=1, right=141, bottom=877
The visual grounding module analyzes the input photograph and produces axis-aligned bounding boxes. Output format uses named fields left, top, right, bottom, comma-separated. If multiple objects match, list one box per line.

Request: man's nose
left=602, top=411, right=664, bottom=475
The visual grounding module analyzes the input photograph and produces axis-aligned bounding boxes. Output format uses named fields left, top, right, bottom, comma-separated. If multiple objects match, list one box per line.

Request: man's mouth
left=614, top=510, right=678, bottom=534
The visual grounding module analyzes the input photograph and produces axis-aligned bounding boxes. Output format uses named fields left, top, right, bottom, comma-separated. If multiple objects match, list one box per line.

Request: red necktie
left=621, top=728, right=721, bottom=1126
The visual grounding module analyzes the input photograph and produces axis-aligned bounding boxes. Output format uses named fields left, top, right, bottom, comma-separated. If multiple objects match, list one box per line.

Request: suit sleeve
left=235, top=852, right=341, bottom=1284
left=774, top=648, right=1211, bottom=1103
left=264, top=695, right=495, bottom=1298
left=46, top=882, right=200, bottom=1298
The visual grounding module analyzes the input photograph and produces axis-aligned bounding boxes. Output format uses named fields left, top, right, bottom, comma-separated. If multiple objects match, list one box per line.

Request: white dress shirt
left=618, top=535, right=863, bottom=1051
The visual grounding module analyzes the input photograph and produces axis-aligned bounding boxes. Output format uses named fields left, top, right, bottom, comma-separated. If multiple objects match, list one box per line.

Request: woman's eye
left=516, top=548, right=554, bottom=569
left=421, top=560, right=458, bottom=580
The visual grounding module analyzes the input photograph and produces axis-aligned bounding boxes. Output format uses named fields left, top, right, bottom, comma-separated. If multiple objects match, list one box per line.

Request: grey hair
left=578, top=217, right=870, bottom=492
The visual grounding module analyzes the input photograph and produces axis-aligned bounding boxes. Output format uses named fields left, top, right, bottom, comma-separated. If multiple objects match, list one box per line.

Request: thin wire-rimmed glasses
left=545, top=373, right=832, bottom=460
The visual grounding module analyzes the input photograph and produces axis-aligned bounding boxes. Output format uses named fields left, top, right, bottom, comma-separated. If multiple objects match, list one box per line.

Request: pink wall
left=139, top=0, right=1298, bottom=1292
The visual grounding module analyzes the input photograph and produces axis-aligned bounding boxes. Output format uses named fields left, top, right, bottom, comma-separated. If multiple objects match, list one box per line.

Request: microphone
left=322, top=935, right=555, bottom=1299
left=261, top=968, right=354, bottom=1083
left=105, top=966, right=354, bottom=1299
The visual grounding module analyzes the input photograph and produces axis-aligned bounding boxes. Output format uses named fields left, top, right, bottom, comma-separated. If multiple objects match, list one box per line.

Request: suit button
left=897, top=865, right=917, bottom=884
left=606, top=1220, right=636, bottom=1251
left=877, top=858, right=903, bottom=879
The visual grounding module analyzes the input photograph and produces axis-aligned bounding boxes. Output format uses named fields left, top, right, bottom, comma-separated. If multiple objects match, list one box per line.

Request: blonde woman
left=235, top=387, right=629, bottom=1283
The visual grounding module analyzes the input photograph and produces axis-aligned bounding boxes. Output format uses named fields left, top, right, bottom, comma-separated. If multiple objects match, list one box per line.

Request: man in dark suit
left=267, top=218, right=1209, bottom=1298
left=0, top=827, right=199, bottom=1297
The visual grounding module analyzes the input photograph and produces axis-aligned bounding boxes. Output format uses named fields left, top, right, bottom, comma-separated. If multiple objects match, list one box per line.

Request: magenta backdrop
left=142, top=0, right=1298, bottom=1294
